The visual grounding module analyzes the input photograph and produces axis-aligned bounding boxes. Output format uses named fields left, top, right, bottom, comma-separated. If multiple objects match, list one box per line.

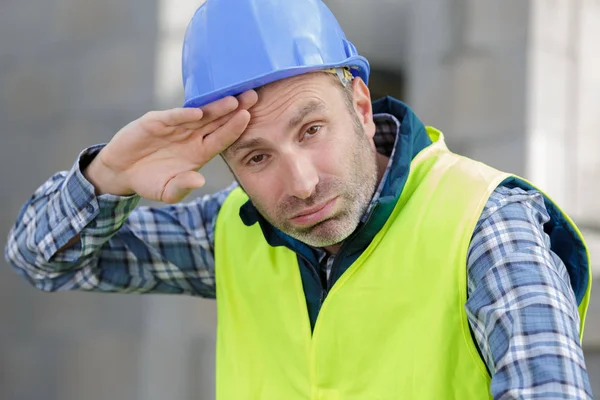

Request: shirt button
left=87, top=204, right=95, bottom=213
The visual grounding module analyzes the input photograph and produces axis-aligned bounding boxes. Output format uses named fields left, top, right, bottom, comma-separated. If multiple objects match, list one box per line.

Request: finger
left=197, top=109, right=241, bottom=138
left=170, top=92, right=256, bottom=139
left=161, top=171, right=206, bottom=204
left=172, top=93, right=253, bottom=132
left=236, top=90, right=258, bottom=110
left=178, top=110, right=237, bottom=133
left=203, top=109, right=251, bottom=155
left=199, top=96, right=239, bottom=123
left=149, top=108, right=203, bottom=126
left=179, top=104, right=249, bottom=139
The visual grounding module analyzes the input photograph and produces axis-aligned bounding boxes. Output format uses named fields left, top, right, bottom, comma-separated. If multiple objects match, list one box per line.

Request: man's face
left=224, top=72, right=378, bottom=248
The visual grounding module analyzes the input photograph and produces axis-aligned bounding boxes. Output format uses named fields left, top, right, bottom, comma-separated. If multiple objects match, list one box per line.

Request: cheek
left=315, top=156, right=342, bottom=177
left=238, top=173, right=282, bottom=210
left=317, top=143, right=351, bottom=174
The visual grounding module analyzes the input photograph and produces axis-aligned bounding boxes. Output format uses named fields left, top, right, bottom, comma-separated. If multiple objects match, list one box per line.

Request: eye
left=248, top=154, right=266, bottom=165
left=303, top=125, right=322, bottom=139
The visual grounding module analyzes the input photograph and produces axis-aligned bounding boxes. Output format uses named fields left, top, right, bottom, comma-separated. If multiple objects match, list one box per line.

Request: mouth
left=289, top=197, right=338, bottom=227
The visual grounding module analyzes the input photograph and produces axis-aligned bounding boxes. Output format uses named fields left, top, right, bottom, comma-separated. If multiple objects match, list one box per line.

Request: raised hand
left=84, top=90, right=258, bottom=203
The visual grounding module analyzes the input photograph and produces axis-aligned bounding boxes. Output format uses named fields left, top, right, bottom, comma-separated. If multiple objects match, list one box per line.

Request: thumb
left=160, top=171, right=206, bottom=204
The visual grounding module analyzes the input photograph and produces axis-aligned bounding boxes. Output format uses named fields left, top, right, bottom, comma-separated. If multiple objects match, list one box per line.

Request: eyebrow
left=226, top=100, right=328, bottom=159
left=227, top=137, right=268, bottom=158
left=287, top=100, right=328, bottom=130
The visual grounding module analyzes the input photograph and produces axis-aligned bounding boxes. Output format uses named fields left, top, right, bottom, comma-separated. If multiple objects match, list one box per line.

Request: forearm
left=5, top=147, right=233, bottom=297
left=467, top=250, right=591, bottom=399
left=466, top=186, right=592, bottom=399
left=5, top=146, right=140, bottom=280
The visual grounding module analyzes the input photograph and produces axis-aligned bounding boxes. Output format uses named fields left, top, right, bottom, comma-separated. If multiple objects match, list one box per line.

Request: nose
left=282, top=153, right=319, bottom=200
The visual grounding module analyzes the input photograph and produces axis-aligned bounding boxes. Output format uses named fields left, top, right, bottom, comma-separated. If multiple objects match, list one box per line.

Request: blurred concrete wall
left=0, top=1, right=159, bottom=399
left=1, top=1, right=599, bottom=399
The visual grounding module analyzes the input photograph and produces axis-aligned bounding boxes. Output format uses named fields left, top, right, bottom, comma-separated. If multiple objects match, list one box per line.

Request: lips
left=289, top=197, right=338, bottom=226
left=292, top=201, right=331, bottom=218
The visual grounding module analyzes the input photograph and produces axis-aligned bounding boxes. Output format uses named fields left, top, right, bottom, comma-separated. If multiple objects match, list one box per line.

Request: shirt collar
left=361, top=113, right=400, bottom=222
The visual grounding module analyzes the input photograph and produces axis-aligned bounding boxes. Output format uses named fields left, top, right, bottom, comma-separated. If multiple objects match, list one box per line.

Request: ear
left=351, top=77, right=376, bottom=139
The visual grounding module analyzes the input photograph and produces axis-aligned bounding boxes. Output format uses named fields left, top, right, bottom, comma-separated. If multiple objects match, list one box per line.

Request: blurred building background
left=1, top=0, right=599, bottom=399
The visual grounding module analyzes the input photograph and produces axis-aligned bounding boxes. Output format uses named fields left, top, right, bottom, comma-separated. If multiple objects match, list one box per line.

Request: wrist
left=83, top=153, right=134, bottom=196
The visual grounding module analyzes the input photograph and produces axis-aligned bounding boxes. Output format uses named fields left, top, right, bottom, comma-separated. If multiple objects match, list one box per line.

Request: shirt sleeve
left=466, top=185, right=593, bottom=399
left=4, top=145, right=236, bottom=298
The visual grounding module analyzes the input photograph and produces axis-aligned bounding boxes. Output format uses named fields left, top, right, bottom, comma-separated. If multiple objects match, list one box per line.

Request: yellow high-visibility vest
left=214, top=127, right=591, bottom=399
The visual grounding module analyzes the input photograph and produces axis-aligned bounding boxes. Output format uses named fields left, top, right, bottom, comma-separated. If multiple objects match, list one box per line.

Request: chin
left=301, top=218, right=356, bottom=247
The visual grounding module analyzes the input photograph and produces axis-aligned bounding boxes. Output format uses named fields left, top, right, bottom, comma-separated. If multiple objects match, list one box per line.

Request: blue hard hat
left=182, top=0, right=370, bottom=108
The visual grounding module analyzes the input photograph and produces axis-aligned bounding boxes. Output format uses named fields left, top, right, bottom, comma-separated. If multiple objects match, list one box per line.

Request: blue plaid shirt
left=5, top=115, right=592, bottom=399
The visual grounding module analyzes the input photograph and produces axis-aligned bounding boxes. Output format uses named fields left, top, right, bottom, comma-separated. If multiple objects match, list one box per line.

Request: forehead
left=257, top=71, right=338, bottom=96
left=223, top=73, right=344, bottom=159
left=250, top=72, right=342, bottom=118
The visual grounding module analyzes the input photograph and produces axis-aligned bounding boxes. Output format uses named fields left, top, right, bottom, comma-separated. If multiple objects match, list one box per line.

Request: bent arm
left=467, top=186, right=592, bottom=399
left=5, top=146, right=235, bottom=298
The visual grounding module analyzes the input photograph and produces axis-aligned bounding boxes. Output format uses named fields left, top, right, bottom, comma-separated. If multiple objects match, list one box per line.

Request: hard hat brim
left=182, top=55, right=369, bottom=108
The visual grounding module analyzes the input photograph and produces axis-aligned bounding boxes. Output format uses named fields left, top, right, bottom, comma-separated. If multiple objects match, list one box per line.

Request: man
left=5, top=0, right=593, bottom=399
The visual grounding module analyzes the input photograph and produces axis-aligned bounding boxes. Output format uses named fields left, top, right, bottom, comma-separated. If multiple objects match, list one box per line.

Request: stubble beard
left=255, top=126, right=379, bottom=248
